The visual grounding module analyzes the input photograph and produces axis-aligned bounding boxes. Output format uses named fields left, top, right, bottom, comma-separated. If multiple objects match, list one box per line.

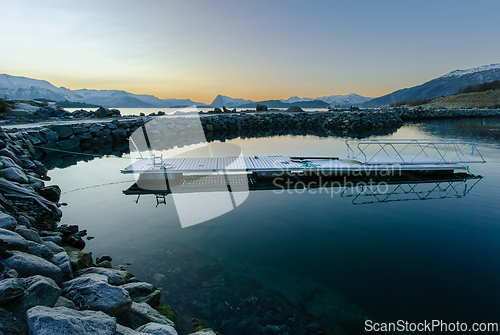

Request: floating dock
left=122, top=139, right=486, bottom=176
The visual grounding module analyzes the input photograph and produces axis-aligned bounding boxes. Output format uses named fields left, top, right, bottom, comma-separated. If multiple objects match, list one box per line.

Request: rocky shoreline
left=0, top=126, right=215, bottom=334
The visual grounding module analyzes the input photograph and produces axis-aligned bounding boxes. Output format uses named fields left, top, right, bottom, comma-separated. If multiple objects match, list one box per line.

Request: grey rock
left=51, top=251, right=73, bottom=281
left=95, top=107, right=112, bottom=117
left=39, top=128, right=59, bottom=142
left=97, top=260, right=113, bottom=268
left=42, top=235, right=63, bottom=245
left=44, top=240, right=65, bottom=254
left=39, top=185, right=61, bottom=202
left=0, top=250, right=62, bottom=284
left=57, top=136, right=80, bottom=151
left=0, top=148, right=21, bottom=165
left=28, top=241, right=54, bottom=260
left=115, top=324, right=143, bottom=335
left=6, top=275, right=61, bottom=320
left=64, top=245, right=94, bottom=271
left=0, top=212, right=16, bottom=230
left=136, top=322, right=178, bottom=335
left=75, top=267, right=130, bottom=286
left=0, top=277, right=25, bottom=305
left=121, top=282, right=161, bottom=306
left=16, top=215, right=32, bottom=228
left=285, top=106, right=304, bottom=113
left=80, top=132, right=93, bottom=140
left=0, top=307, right=26, bottom=334
left=256, top=104, right=268, bottom=111
left=62, top=277, right=132, bottom=316
left=54, top=296, right=77, bottom=309
left=27, top=306, right=116, bottom=335
left=0, top=228, right=29, bottom=251
left=188, top=330, right=217, bottom=335
left=90, top=125, right=103, bottom=133
left=72, top=125, right=88, bottom=135
left=96, top=128, right=111, bottom=137
left=116, top=302, right=174, bottom=330
left=28, top=175, right=45, bottom=191
left=0, top=167, right=29, bottom=183
left=52, top=125, right=74, bottom=139
left=111, top=128, right=127, bottom=140
left=0, top=156, right=20, bottom=169
left=33, top=160, right=49, bottom=176
left=15, top=225, right=43, bottom=243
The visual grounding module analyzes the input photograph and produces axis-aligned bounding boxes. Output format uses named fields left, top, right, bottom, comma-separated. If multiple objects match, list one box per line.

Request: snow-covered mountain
left=210, top=95, right=255, bottom=108
left=0, top=74, right=206, bottom=108
left=363, top=63, right=500, bottom=107
left=442, top=63, right=500, bottom=79
left=280, top=93, right=372, bottom=106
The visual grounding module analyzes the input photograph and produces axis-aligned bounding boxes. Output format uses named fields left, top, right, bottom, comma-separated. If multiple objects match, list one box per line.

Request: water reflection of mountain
left=415, top=118, right=500, bottom=144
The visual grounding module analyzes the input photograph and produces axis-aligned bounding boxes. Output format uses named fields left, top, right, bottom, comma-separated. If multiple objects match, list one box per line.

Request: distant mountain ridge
left=0, top=74, right=206, bottom=108
left=4, top=64, right=499, bottom=109
left=362, top=63, right=500, bottom=107
left=211, top=93, right=371, bottom=108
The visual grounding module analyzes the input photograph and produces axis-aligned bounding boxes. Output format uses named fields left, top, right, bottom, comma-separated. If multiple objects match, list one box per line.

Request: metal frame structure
left=346, top=139, right=486, bottom=165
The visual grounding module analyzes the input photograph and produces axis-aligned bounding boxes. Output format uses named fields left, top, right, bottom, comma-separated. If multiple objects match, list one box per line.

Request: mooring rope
left=31, top=144, right=132, bottom=159
left=61, top=180, right=137, bottom=195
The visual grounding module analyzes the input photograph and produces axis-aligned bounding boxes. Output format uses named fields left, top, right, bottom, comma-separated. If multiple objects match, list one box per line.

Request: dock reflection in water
left=124, top=171, right=482, bottom=210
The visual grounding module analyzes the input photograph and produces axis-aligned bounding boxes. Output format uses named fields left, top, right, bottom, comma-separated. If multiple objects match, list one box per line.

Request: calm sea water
left=64, top=107, right=330, bottom=116
left=47, top=118, right=500, bottom=331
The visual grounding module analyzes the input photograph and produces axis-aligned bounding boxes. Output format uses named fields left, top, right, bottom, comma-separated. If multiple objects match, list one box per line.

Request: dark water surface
left=47, top=119, right=500, bottom=332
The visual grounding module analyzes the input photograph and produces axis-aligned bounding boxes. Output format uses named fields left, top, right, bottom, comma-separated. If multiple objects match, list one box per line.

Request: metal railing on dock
left=346, top=139, right=486, bottom=165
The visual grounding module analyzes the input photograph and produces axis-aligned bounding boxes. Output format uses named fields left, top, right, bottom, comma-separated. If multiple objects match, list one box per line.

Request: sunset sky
left=1, top=0, right=499, bottom=104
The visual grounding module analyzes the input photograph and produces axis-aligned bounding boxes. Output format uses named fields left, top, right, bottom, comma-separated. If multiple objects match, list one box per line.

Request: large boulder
left=56, top=136, right=80, bottom=152
left=51, top=251, right=73, bottom=281
left=6, top=275, right=61, bottom=320
left=256, top=104, right=268, bottom=111
left=121, top=282, right=161, bottom=306
left=95, top=107, right=112, bottom=117
left=44, top=240, right=65, bottom=254
left=0, top=167, right=29, bottom=183
left=111, top=128, right=127, bottom=140
left=39, top=185, right=61, bottom=202
left=39, top=128, right=59, bottom=142
left=27, top=306, right=116, bottom=335
left=0, top=212, right=16, bottom=230
left=42, top=235, right=63, bottom=245
left=285, top=106, right=304, bottom=113
left=116, top=302, right=175, bottom=330
left=64, top=245, right=94, bottom=271
left=51, top=125, right=74, bottom=139
left=136, top=323, right=178, bottom=335
left=0, top=228, right=29, bottom=251
left=0, top=148, right=21, bottom=165
left=15, top=225, right=43, bottom=243
left=0, top=278, right=25, bottom=305
left=0, top=156, right=21, bottom=169
left=62, top=277, right=132, bottom=316
left=27, top=241, right=54, bottom=261
left=0, top=250, right=62, bottom=284
left=75, top=267, right=130, bottom=286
